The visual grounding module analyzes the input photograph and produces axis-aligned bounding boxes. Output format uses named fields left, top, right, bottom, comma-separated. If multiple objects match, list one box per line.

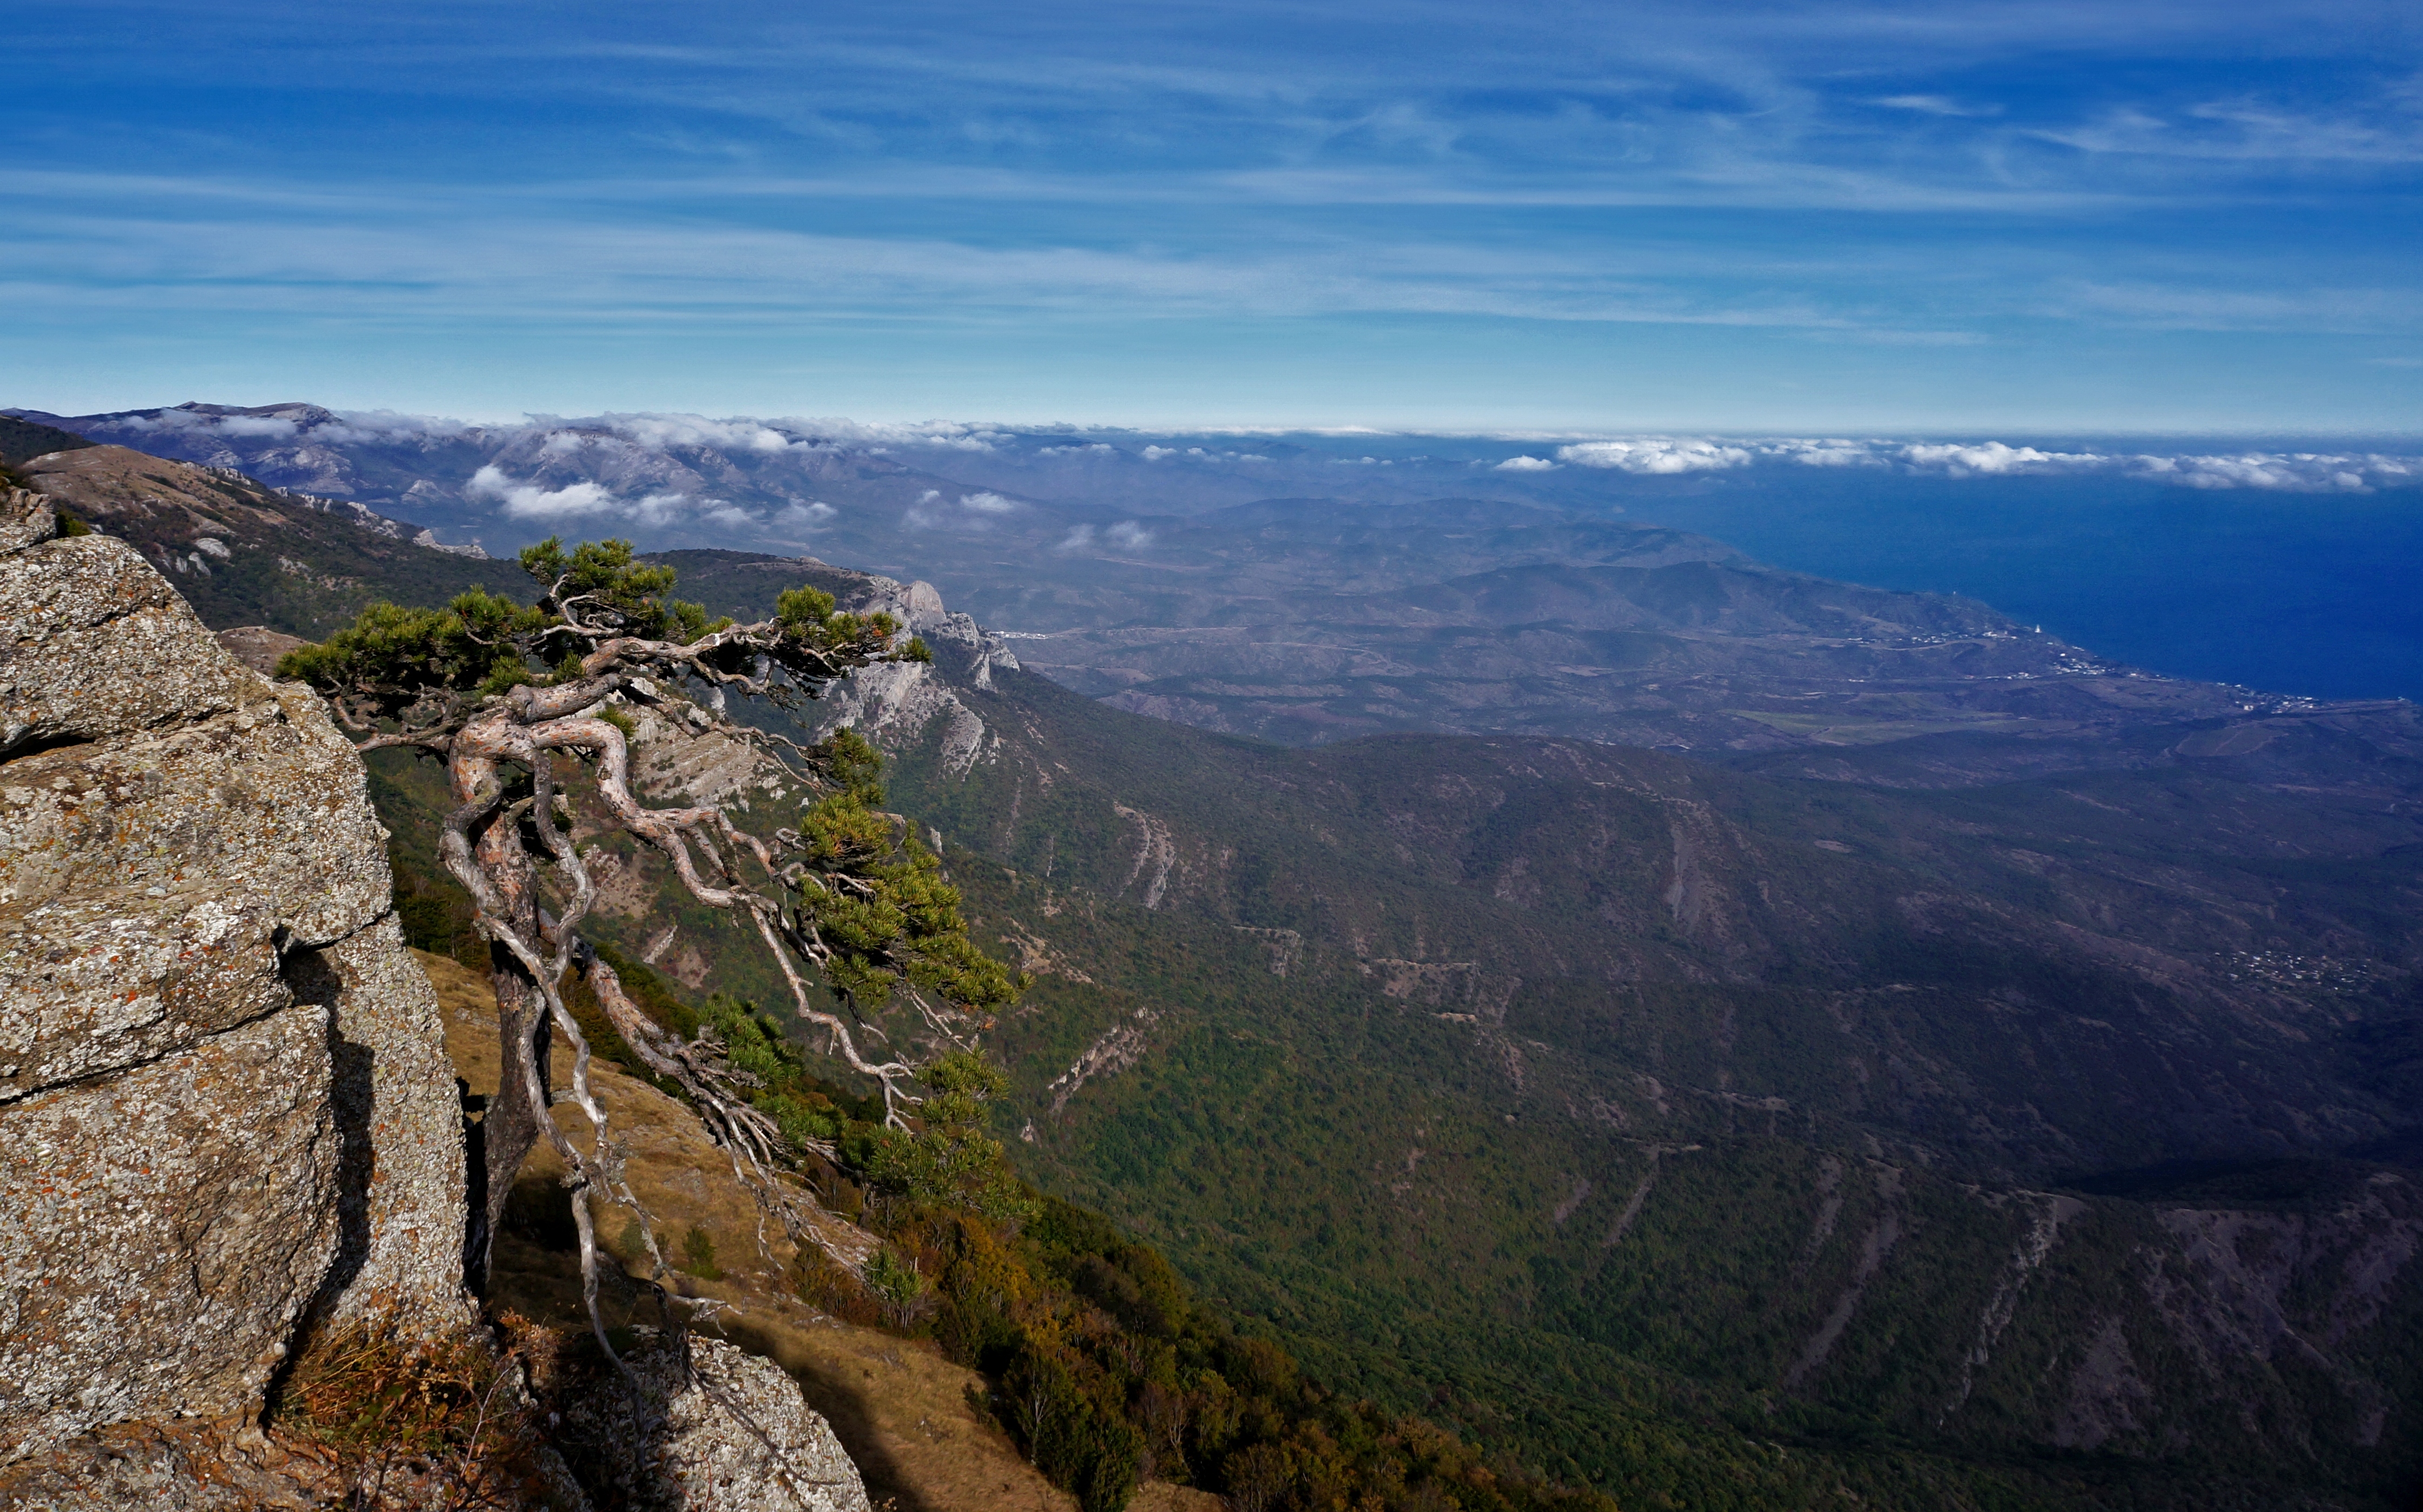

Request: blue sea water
left=1609, top=471, right=2423, bottom=704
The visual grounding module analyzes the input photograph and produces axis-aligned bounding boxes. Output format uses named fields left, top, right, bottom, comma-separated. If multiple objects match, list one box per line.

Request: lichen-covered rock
left=0, top=501, right=257, bottom=750
left=0, top=1007, right=339, bottom=1454
left=554, top=1332, right=871, bottom=1512
left=313, top=912, right=479, bottom=1340
left=0, top=1415, right=345, bottom=1512
left=0, top=486, right=59, bottom=555
left=0, top=490, right=472, bottom=1463
left=0, top=678, right=388, bottom=1093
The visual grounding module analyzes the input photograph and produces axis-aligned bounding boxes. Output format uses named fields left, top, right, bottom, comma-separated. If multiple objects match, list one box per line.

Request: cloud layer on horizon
left=243, top=406, right=2423, bottom=500
left=1549, top=434, right=2418, bottom=492
left=28, top=402, right=2422, bottom=552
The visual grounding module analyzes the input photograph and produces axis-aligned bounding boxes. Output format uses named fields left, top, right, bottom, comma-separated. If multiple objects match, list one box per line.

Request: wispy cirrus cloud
left=5, top=1, right=2419, bottom=427
left=1868, top=95, right=2001, bottom=118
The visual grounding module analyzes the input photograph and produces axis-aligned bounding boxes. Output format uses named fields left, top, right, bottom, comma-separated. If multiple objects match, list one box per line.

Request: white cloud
left=1055, top=523, right=1096, bottom=552
left=629, top=492, right=693, bottom=525
left=1140, top=445, right=1178, bottom=460
left=317, top=409, right=478, bottom=444
left=2132, top=452, right=2400, bottom=492
left=775, top=500, right=837, bottom=527
left=1106, top=521, right=1155, bottom=548
left=904, top=487, right=1019, bottom=529
left=1769, top=438, right=1884, bottom=467
left=596, top=413, right=796, bottom=454
left=116, top=408, right=301, bottom=440
left=461, top=463, right=767, bottom=525
left=211, top=414, right=304, bottom=438
left=1558, top=439, right=1751, bottom=473
left=1459, top=433, right=2419, bottom=492
left=1897, top=441, right=2106, bottom=476
left=466, top=463, right=622, bottom=518
left=775, top=416, right=1006, bottom=451
left=1494, top=454, right=1556, bottom=471
left=1883, top=440, right=2417, bottom=491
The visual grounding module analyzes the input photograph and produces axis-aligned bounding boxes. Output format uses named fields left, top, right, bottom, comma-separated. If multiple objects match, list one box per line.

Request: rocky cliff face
left=0, top=485, right=470, bottom=1463
left=798, top=573, right=1019, bottom=775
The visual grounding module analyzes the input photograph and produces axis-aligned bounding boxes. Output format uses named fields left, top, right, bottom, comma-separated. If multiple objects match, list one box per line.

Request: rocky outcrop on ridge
left=0, top=483, right=470, bottom=1462
left=551, top=1332, right=874, bottom=1512
left=803, top=574, right=1017, bottom=775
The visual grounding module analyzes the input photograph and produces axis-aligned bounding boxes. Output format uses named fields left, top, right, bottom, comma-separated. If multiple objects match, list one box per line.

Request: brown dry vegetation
left=274, top=1321, right=558, bottom=1510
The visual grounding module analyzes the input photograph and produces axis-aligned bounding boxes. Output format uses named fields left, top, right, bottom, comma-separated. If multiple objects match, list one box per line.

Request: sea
left=1603, top=465, right=2423, bottom=705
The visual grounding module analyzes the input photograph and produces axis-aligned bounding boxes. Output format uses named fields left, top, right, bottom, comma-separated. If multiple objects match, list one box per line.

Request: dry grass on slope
left=419, top=949, right=1078, bottom=1512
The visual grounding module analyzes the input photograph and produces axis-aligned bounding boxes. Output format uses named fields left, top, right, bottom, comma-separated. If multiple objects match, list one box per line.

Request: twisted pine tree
left=281, top=538, right=1020, bottom=1352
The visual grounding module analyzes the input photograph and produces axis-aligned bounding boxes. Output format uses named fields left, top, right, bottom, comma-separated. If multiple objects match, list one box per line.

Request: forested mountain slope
left=850, top=604, right=2423, bottom=1504
left=334, top=541, right=2423, bottom=1507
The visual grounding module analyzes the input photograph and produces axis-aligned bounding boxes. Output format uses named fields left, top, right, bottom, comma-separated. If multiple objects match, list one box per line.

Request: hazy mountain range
left=12, top=400, right=2419, bottom=754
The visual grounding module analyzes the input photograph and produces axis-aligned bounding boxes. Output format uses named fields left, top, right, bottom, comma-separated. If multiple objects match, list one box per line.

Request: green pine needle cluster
left=275, top=589, right=547, bottom=707
left=793, top=729, right=1027, bottom=1020
left=688, top=982, right=1029, bottom=1220
left=778, top=582, right=924, bottom=661
left=273, top=535, right=915, bottom=710
left=520, top=536, right=731, bottom=643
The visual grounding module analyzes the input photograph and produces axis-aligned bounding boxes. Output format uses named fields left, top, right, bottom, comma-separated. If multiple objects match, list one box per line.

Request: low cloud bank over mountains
left=11, top=398, right=2419, bottom=709
left=11, top=401, right=2415, bottom=559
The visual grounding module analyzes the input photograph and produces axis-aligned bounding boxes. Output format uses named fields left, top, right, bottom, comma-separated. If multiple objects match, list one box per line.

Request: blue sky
left=5, top=1, right=2419, bottom=431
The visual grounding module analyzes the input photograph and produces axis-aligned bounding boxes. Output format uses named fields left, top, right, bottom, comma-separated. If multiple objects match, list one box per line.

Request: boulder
left=0, top=487, right=471, bottom=1463
left=553, top=1331, right=871, bottom=1512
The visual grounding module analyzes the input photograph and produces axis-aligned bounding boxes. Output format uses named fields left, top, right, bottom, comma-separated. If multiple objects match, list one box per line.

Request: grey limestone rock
left=799, top=576, right=1010, bottom=775
left=0, top=1005, right=341, bottom=1457
left=554, top=1331, right=872, bottom=1512
left=0, top=488, right=472, bottom=1463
